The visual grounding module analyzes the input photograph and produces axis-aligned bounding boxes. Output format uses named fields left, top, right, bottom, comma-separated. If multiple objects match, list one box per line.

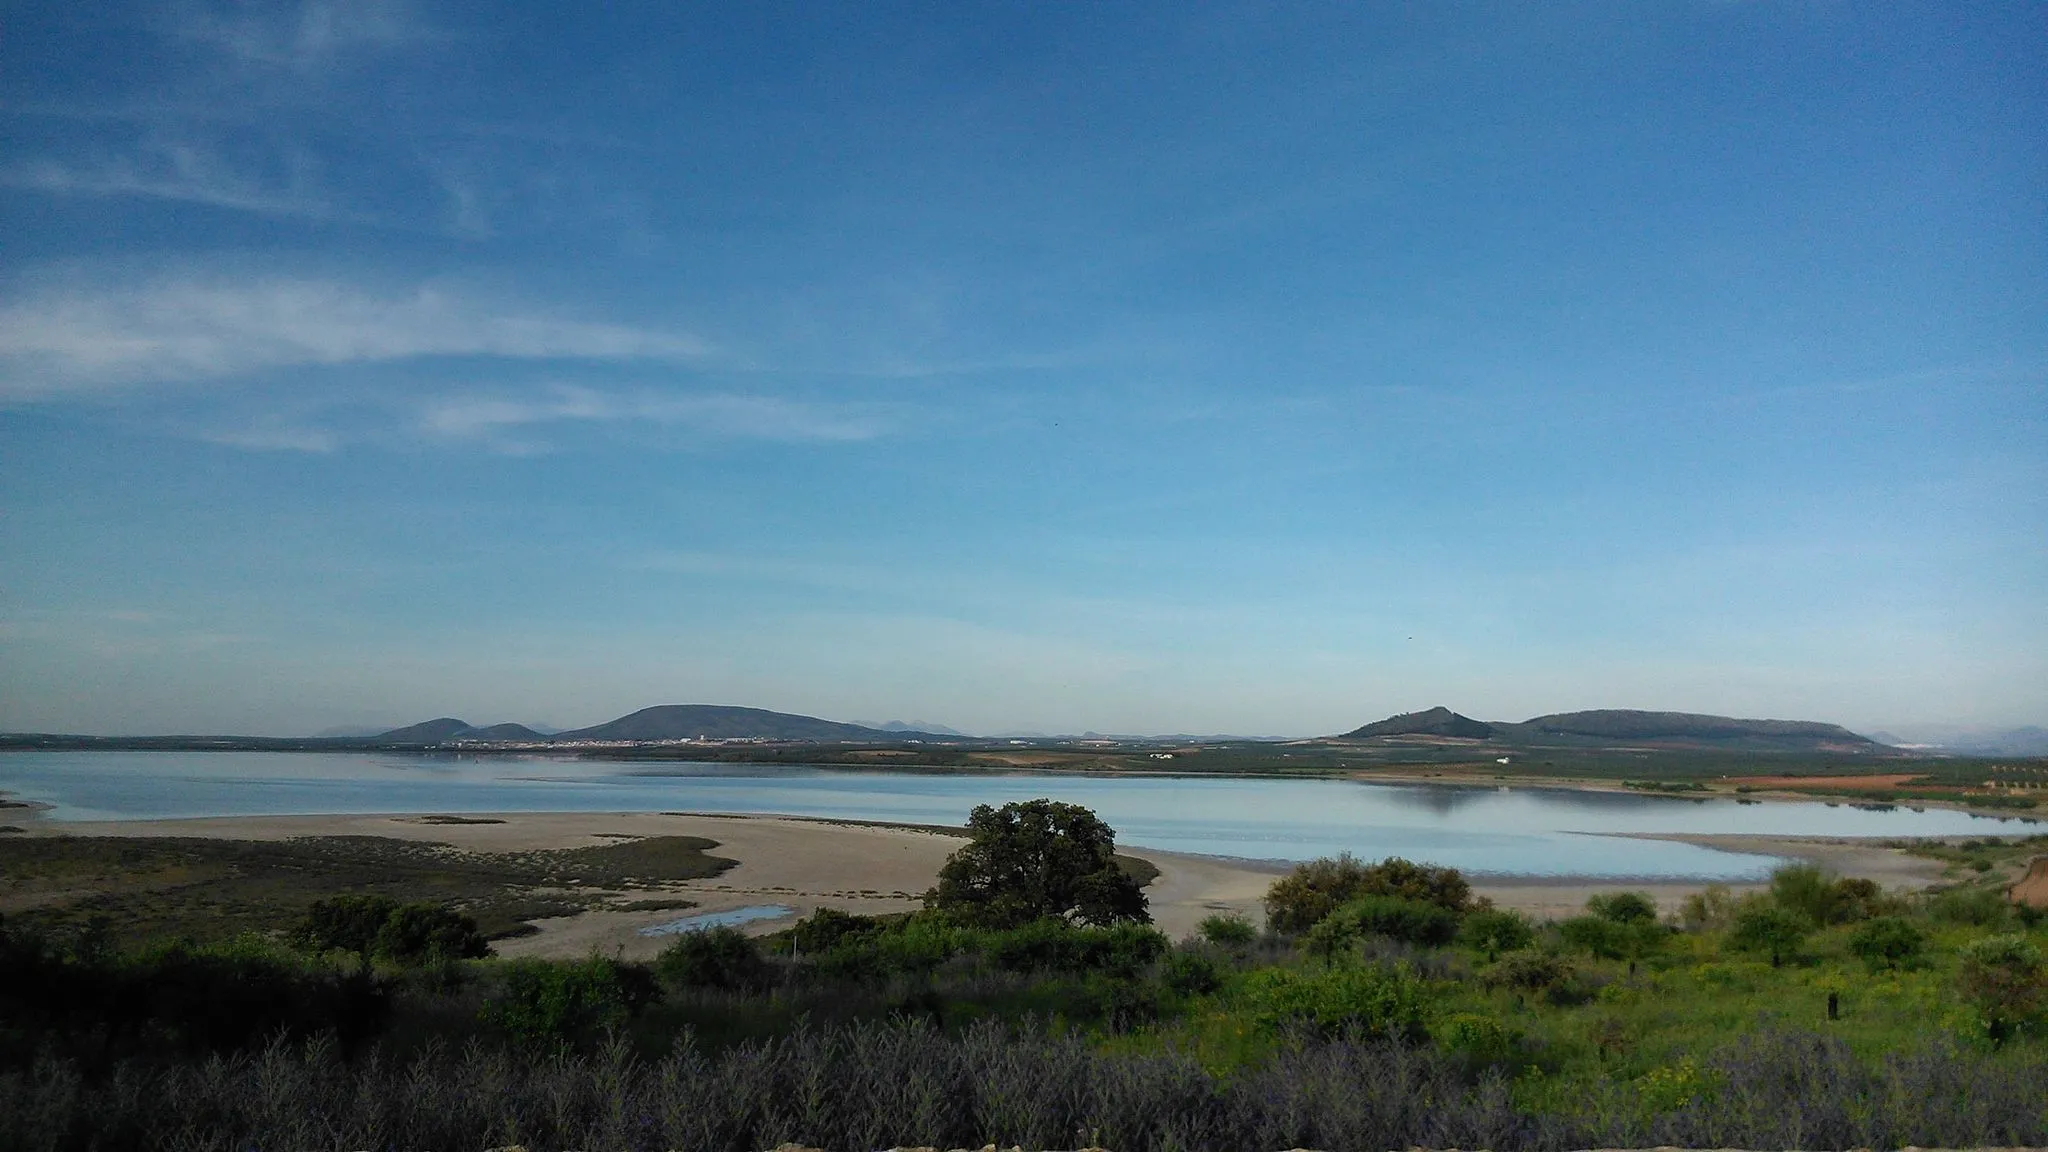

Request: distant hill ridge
left=556, top=705, right=889, bottom=742
left=1345, top=707, right=1494, bottom=739
left=1520, top=709, right=1873, bottom=744
left=1340, top=706, right=1887, bottom=751
left=368, top=705, right=954, bottom=745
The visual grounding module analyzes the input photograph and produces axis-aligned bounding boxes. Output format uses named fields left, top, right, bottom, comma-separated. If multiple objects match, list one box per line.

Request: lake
left=2, top=751, right=2032, bottom=880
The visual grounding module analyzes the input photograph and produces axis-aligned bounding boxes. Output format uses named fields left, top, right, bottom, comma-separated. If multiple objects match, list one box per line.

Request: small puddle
left=638, top=904, right=792, bottom=937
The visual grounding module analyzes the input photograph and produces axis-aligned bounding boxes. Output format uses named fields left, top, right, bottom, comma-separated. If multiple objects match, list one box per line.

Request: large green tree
left=927, top=799, right=1150, bottom=928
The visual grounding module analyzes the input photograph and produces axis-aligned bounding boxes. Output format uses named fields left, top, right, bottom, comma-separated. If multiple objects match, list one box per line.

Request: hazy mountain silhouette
left=860, top=719, right=967, bottom=736
left=1344, top=706, right=1495, bottom=739
left=1339, top=707, right=1888, bottom=752
left=370, top=718, right=475, bottom=744
left=455, top=723, right=549, bottom=741
left=553, top=704, right=911, bottom=742
left=1511, top=709, right=1881, bottom=746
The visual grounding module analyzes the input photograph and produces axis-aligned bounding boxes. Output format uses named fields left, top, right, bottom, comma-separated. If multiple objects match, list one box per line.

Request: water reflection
left=1374, top=784, right=1493, bottom=816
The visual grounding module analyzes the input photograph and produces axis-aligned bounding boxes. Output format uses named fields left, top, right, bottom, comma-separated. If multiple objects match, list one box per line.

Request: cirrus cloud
left=417, top=386, right=889, bottom=453
left=0, top=275, right=709, bottom=399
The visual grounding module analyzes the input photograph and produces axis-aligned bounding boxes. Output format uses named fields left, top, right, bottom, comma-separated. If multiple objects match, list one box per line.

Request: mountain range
left=366, top=705, right=957, bottom=745
left=354, top=702, right=1897, bottom=754
left=1341, top=706, right=1888, bottom=753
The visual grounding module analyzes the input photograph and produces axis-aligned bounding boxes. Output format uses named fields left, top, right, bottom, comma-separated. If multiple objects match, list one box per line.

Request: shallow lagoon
left=639, top=904, right=793, bottom=936
left=2, top=751, right=2032, bottom=880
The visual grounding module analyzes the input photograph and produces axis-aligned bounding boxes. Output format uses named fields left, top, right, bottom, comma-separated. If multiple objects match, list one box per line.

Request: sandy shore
left=20, top=810, right=1955, bottom=959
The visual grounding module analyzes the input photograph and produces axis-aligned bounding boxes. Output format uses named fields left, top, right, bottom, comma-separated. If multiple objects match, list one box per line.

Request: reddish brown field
left=1728, top=773, right=1926, bottom=791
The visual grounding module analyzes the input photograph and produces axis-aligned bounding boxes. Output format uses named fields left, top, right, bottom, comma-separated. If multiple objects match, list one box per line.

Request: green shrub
left=789, top=907, right=885, bottom=954
left=372, top=903, right=488, bottom=965
left=1264, top=854, right=1372, bottom=935
left=974, top=920, right=1167, bottom=977
left=288, top=894, right=401, bottom=959
left=1328, top=894, right=1460, bottom=947
left=1436, top=1010, right=1520, bottom=1067
left=1160, top=947, right=1225, bottom=997
left=1351, top=857, right=1473, bottom=913
left=1263, top=854, right=1471, bottom=934
left=655, top=926, right=770, bottom=990
left=1678, top=884, right=1736, bottom=931
left=1586, top=891, right=1658, bottom=925
left=1460, top=908, right=1535, bottom=961
left=1769, top=863, right=1838, bottom=924
left=1303, top=914, right=1360, bottom=966
left=1560, top=915, right=1664, bottom=963
left=1828, top=876, right=1889, bottom=921
left=1957, top=933, right=2047, bottom=1041
left=1769, top=864, right=1886, bottom=925
left=1847, top=916, right=1926, bottom=972
left=1930, top=886, right=2013, bottom=928
left=1066, top=971, right=1165, bottom=1029
left=1198, top=913, right=1257, bottom=948
left=1727, top=903, right=1809, bottom=966
left=1559, top=915, right=1623, bottom=959
left=482, top=957, right=638, bottom=1048
left=288, top=896, right=487, bottom=966
left=866, top=915, right=959, bottom=975
left=1481, top=949, right=1571, bottom=995
left=1240, top=963, right=1429, bottom=1040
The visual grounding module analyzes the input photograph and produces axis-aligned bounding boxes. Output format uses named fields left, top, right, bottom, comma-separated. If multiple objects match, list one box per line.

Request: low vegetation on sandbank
left=0, top=832, right=735, bottom=945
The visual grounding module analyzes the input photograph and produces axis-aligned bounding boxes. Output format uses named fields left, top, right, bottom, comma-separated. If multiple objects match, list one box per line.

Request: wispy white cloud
left=176, top=0, right=426, bottom=73
left=0, top=139, right=343, bottom=220
left=195, top=420, right=341, bottom=453
left=0, top=276, right=708, bottom=398
left=417, top=387, right=888, bottom=451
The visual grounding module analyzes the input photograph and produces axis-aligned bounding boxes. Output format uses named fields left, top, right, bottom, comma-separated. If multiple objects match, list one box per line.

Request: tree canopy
left=927, top=799, right=1150, bottom=928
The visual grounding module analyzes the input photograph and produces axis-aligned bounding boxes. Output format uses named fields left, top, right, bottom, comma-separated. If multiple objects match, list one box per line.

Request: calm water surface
left=640, top=905, right=794, bottom=937
left=2, top=751, right=2032, bottom=880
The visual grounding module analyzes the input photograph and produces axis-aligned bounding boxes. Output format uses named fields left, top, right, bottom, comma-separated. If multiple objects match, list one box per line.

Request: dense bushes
left=975, top=919, right=1167, bottom=976
left=769, top=907, right=1171, bottom=985
left=1956, top=934, right=2048, bottom=1041
left=1931, top=885, right=2016, bottom=928
left=1264, top=853, right=1474, bottom=934
left=9, top=1019, right=2048, bottom=1152
left=1325, top=894, right=1462, bottom=947
left=1848, top=916, right=1927, bottom=972
left=288, top=894, right=489, bottom=965
left=1727, top=903, right=1811, bottom=966
left=0, top=921, right=389, bottom=1068
left=1197, top=913, right=1256, bottom=948
left=1460, top=909, right=1535, bottom=961
left=1240, top=962, right=1430, bottom=1040
left=656, top=926, right=771, bottom=990
left=483, top=956, right=661, bottom=1048
left=1584, top=891, right=1657, bottom=925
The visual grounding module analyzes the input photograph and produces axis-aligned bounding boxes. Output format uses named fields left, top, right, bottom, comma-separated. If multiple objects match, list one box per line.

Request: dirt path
left=2010, top=856, right=2048, bottom=909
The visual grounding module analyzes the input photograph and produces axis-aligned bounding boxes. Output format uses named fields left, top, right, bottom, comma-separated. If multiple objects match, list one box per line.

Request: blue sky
left=1, top=2, right=2042, bottom=738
